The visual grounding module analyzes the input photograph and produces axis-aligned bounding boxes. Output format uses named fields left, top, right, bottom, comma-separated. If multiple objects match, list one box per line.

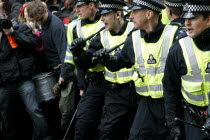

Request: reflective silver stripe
left=205, top=75, right=210, bottom=82
left=150, top=84, right=163, bottom=91
left=76, top=20, right=89, bottom=49
left=105, top=71, right=116, bottom=78
left=182, top=37, right=202, bottom=75
left=134, top=30, right=145, bottom=74
left=76, top=20, right=84, bottom=38
left=135, top=25, right=174, bottom=75
left=136, top=86, right=148, bottom=92
left=65, top=55, right=73, bottom=61
left=127, top=22, right=134, bottom=35
left=102, top=30, right=110, bottom=49
left=105, top=70, right=134, bottom=79
left=158, top=25, right=174, bottom=74
left=118, top=70, right=134, bottom=77
left=136, top=84, right=162, bottom=92
left=182, top=87, right=206, bottom=101
left=182, top=75, right=203, bottom=82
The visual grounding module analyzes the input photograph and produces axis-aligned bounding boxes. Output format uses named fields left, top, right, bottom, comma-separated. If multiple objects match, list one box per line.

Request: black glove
left=170, top=126, right=181, bottom=140
left=165, top=115, right=182, bottom=140
left=92, top=48, right=110, bottom=63
left=94, top=48, right=108, bottom=58
left=70, top=38, right=86, bottom=54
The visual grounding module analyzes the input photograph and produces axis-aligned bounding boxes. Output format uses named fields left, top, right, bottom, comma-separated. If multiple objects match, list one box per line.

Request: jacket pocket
left=182, top=80, right=202, bottom=93
left=18, top=57, right=35, bottom=77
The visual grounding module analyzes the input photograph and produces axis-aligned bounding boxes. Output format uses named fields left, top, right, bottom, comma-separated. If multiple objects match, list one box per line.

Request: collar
left=81, top=14, right=101, bottom=26
left=140, top=21, right=164, bottom=38
left=109, top=20, right=128, bottom=36
left=193, top=27, right=210, bottom=51
left=170, top=18, right=185, bottom=27
left=42, top=11, right=51, bottom=30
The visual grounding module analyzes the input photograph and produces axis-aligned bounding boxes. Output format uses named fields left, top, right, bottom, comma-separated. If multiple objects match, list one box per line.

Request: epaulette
left=175, top=29, right=187, bottom=41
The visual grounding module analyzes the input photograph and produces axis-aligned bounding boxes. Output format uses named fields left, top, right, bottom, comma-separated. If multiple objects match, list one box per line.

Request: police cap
left=181, top=0, right=210, bottom=18
left=131, top=0, right=165, bottom=13
left=99, top=0, right=126, bottom=15
left=74, top=0, right=99, bottom=7
left=164, top=0, right=184, bottom=8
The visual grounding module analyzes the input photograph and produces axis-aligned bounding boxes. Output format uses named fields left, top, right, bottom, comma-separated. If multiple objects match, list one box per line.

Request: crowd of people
left=1, top=0, right=210, bottom=140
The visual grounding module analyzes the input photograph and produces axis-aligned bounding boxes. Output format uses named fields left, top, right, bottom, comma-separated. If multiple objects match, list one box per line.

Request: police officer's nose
left=185, top=19, right=191, bottom=27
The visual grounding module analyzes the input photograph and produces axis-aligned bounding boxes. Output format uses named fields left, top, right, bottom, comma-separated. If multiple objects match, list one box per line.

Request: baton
left=84, top=26, right=105, bottom=42
left=92, top=28, right=138, bottom=63
left=62, top=109, right=77, bottom=140
left=174, top=118, right=210, bottom=131
left=92, top=42, right=125, bottom=63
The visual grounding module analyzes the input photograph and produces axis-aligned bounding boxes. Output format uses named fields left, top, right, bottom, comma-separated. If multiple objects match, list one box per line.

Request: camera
left=0, top=16, right=12, bottom=31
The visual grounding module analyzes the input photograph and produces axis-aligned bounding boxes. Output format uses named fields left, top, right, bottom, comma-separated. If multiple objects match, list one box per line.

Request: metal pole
left=174, top=118, right=210, bottom=131
left=62, top=109, right=77, bottom=140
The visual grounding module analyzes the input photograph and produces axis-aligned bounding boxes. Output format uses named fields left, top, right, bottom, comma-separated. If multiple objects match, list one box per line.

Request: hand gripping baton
left=174, top=118, right=210, bottom=131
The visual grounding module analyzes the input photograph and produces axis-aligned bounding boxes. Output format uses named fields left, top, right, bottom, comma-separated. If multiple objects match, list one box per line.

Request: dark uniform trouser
left=99, top=81, right=138, bottom=140
left=129, top=96, right=168, bottom=140
left=184, top=109, right=210, bottom=140
left=74, top=78, right=106, bottom=140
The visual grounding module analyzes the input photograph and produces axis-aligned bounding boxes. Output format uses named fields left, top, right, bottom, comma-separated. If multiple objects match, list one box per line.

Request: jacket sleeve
left=76, top=67, right=87, bottom=90
left=8, top=0, right=22, bottom=20
left=163, top=42, right=187, bottom=119
left=12, top=23, right=37, bottom=49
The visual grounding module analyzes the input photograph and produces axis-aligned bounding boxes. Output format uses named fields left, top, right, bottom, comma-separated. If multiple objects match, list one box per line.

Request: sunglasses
left=36, top=16, right=44, bottom=22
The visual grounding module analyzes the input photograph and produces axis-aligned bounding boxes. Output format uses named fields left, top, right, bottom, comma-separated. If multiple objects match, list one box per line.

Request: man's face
left=185, top=14, right=210, bottom=38
left=32, top=10, right=47, bottom=25
left=75, top=3, right=93, bottom=20
left=101, top=11, right=118, bottom=31
left=130, top=9, right=147, bottom=29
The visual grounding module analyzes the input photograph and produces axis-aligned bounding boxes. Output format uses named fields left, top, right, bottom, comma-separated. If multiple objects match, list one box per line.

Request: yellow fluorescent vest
left=64, top=18, right=104, bottom=70
left=179, top=36, right=210, bottom=107
left=132, top=25, right=178, bottom=98
left=101, top=22, right=134, bottom=84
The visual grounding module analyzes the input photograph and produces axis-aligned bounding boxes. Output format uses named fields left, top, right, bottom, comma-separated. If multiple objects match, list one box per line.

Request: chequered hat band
left=183, top=3, right=210, bottom=12
left=99, top=4, right=124, bottom=10
left=133, top=0, right=162, bottom=12
left=164, top=1, right=183, bottom=8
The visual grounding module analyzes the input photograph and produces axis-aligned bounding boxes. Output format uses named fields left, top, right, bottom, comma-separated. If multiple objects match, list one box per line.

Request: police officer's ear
left=146, top=10, right=153, bottom=20
left=166, top=6, right=172, bottom=18
left=207, top=15, right=210, bottom=26
left=116, top=11, right=122, bottom=18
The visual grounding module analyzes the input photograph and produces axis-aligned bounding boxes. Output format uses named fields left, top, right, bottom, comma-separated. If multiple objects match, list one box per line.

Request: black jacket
left=0, top=23, right=37, bottom=84
left=163, top=28, right=210, bottom=119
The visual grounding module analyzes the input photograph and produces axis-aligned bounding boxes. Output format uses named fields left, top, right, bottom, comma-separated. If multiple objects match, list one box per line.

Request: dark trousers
left=99, top=81, right=138, bottom=140
left=74, top=78, right=106, bottom=140
left=0, top=78, right=51, bottom=140
left=129, top=96, right=168, bottom=140
left=184, top=109, right=210, bottom=140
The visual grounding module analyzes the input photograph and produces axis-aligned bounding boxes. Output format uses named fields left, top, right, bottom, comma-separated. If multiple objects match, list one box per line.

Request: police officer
left=164, top=0, right=187, bottom=43
left=64, top=0, right=106, bottom=139
left=71, top=0, right=138, bottom=139
left=163, top=0, right=210, bottom=140
left=94, top=0, right=180, bottom=139
left=164, top=0, right=185, bottom=27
